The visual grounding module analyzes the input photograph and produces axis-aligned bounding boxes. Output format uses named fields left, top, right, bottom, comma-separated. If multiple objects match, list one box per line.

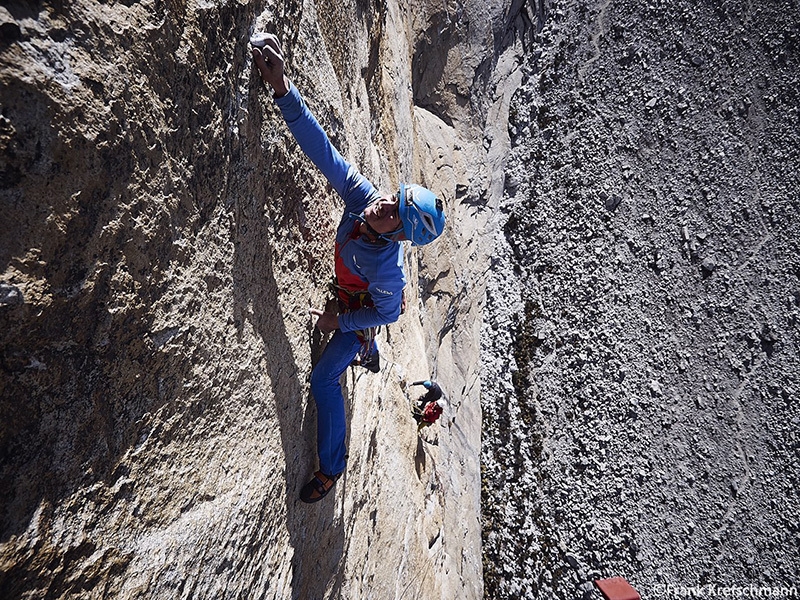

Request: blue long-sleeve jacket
left=275, top=83, right=406, bottom=333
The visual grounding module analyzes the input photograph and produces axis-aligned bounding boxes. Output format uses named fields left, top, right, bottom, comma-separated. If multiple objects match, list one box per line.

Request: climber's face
left=364, top=194, right=403, bottom=236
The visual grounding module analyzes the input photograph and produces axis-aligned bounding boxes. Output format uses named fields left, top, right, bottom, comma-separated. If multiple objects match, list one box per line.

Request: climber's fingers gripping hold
left=261, top=33, right=284, bottom=61
left=251, top=34, right=289, bottom=97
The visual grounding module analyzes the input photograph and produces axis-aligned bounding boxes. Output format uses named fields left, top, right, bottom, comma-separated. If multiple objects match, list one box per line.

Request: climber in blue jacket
left=252, top=34, right=446, bottom=503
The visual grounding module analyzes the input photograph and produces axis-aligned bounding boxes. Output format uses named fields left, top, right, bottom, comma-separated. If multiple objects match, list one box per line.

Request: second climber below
left=251, top=34, right=446, bottom=503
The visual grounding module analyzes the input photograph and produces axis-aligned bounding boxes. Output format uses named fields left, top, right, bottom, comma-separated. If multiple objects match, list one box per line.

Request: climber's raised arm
left=251, top=34, right=353, bottom=199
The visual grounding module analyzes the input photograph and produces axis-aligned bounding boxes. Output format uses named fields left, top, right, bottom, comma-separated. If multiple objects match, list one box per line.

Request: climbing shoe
left=351, top=350, right=380, bottom=373
left=361, top=351, right=380, bottom=373
left=300, top=471, right=340, bottom=504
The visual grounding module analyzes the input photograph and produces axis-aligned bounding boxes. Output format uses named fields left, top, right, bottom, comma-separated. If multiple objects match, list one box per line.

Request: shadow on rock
left=233, top=104, right=344, bottom=599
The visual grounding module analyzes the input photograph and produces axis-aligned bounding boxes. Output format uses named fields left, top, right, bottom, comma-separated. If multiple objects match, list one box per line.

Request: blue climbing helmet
left=398, top=184, right=446, bottom=246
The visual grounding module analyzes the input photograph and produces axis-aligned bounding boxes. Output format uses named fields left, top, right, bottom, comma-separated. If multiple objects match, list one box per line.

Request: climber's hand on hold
left=251, top=34, right=290, bottom=97
left=310, top=308, right=339, bottom=334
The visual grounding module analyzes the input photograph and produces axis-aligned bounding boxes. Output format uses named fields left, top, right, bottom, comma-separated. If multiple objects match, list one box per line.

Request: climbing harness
left=328, top=278, right=380, bottom=371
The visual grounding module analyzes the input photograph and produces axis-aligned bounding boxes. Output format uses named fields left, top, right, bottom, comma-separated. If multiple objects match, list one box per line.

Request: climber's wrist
left=270, top=75, right=290, bottom=99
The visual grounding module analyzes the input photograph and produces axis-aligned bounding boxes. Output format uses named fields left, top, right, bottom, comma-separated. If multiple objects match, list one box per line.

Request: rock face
left=482, top=0, right=800, bottom=598
left=0, top=0, right=520, bottom=598
left=7, top=0, right=796, bottom=597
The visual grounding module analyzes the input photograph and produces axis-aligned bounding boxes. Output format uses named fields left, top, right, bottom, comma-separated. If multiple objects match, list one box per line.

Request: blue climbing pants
left=310, top=330, right=363, bottom=477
